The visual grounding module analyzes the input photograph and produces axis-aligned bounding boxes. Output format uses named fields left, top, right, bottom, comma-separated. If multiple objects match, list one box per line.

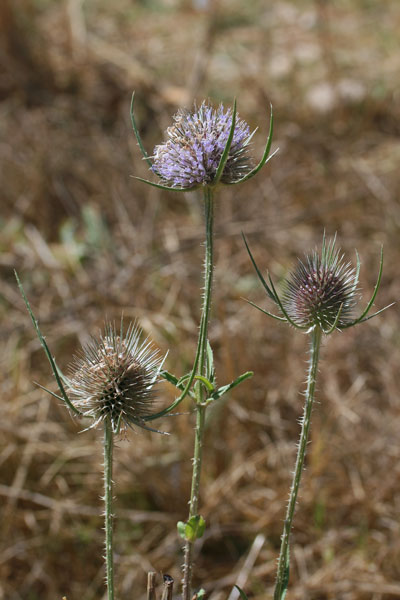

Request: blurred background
left=1, top=0, right=400, bottom=598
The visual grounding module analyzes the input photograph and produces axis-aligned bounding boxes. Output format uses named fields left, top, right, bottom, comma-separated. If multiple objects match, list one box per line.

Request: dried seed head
left=152, top=101, right=253, bottom=188
left=68, top=322, right=163, bottom=432
left=282, top=239, right=358, bottom=331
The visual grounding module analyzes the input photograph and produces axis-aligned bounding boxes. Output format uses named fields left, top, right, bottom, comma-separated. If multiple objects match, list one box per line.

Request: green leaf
left=145, top=370, right=195, bottom=421
left=15, top=271, right=82, bottom=417
left=177, top=521, right=187, bottom=540
left=130, top=91, right=153, bottom=170
left=245, top=299, right=287, bottom=323
left=341, top=246, right=388, bottom=329
left=160, top=369, right=196, bottom=396
left=132, top=176, right=196, bottom=193
left=177, top=373, right=191, bottom=386
left=160, top=370, right=181, bottom=387
left=195, top=589, right=206, bottom=600
left=235, top=586, right=249, bottom=600
left=178, top=515, right=206, bottom=542
left=194, top=375, right=214, bottom=393
left=228, top=105, right=277, bottom=185
left=210, top=371, right=253, bottom=402
left=242, top=233, right=276, bottom=302
left=213, top=99, right=237, bottom=185
left=206, top=340, right=215, bottom=384
left=53, top=360, right=72, bottom=387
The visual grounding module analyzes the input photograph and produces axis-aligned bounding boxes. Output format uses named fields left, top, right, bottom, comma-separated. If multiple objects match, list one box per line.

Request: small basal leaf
left=234, top=585, right=249, bottom=600
left=177, top=521, right=187, bottom=540
left=178, top=515, right=206, bottom=542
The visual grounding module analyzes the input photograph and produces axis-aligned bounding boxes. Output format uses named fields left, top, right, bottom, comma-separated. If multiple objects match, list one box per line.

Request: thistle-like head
left=68, top=322, right=164, bottom=433
left=152, top=102, right=253, bottom=188
left=282, top=239, right=357, bottom=331
left=244, top=234, right=391, bottom=335
left=130, top=93, right=278, bottom=193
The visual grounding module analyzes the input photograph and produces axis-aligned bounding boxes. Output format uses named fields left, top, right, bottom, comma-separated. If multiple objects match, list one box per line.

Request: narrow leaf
left=210, top=371, right=253, bottom=401
left=325, top=303, right=343, bottom=335
left=242, top=233, right=276, bottom=302
left=160, top=370, right=180, bottom=387
left=15, top=271, right=82, bottom=416
left=214, top=98, right=237, bottom=185
left=228, top=106, right=277, bottom=185
left=34, top=382, right=65, bottom=403
left=206, top=340, right=215, bottom=384
left=341, top=246, right=385, bottom=328
left=245, top=299, right=287, bottom=322
left=130, top=91, right=153, bottom=169
left=194, top=375, right=214, bottom=392
left=132, top=176, right=196, bottom=193
left=235, top=586, right=249, bottom=600
left=267, top=273, right=307, bottom=330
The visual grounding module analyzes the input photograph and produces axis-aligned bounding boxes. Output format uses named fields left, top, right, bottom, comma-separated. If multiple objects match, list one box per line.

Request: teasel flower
left=244, top=233, right=390, bottom=335
left=130, top=92, right=278, bottom=192
left=67, top=321, right=164, bottom=433
left=243, top=235, right=392, bottom=600
left=151, top=102, right=254, bottom=188
left=282, top=238, right=358, bottom=332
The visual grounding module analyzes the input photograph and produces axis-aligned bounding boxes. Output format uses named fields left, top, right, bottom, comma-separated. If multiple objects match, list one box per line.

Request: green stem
left=274, top=326, right=322, bottom=600
left=104, top=419, right=115, bottom=600
left=182, top=187, right=215, bottom=600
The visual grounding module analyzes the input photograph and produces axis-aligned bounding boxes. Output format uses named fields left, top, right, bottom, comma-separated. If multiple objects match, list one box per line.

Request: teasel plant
left=131, top=93, right=278, bottom=600
left=243, top=234, right=393, bottom=600
left=15, top=272, right=168, bottom=600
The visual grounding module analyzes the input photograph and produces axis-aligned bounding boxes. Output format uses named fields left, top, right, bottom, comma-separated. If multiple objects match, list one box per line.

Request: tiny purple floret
left=152, top=102, right=254, bottom=188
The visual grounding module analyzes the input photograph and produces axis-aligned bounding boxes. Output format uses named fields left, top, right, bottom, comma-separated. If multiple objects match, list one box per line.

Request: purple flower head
left=152, top=102, right=254, bottom=188
left=244, top=233, right=390, bottom=335
left=282, top=240, right=358, bottom=331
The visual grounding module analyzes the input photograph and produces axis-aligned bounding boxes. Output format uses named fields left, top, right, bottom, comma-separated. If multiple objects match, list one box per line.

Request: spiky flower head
left=282, top=238, right=357, bottom=331
left=152, top=101, right=254, bottom=188
left=67, top=322, right=163, bottom=433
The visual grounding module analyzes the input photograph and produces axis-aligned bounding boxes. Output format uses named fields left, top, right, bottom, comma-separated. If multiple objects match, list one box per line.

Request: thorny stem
left=104, top=419, right=115, bottom=600
left=182, top=187, right=214, bottom=600
left=274, top=326, right=322, bottom=600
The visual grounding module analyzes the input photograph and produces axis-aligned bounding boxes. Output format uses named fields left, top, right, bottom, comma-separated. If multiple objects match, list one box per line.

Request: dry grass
left=1, top=1, right=400, bottom=599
